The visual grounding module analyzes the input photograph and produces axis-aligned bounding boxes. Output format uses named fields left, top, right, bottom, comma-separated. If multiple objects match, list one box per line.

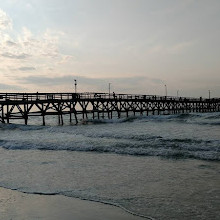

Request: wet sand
left=0, top=187, right=145, bottom=220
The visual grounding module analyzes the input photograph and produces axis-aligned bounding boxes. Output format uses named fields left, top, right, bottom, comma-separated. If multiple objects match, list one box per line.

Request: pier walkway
left=0, top=92, right=220, bottom=125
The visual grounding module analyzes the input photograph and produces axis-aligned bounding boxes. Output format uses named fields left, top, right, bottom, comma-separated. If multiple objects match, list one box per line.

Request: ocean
left=0, top=112, right=219, bottom=219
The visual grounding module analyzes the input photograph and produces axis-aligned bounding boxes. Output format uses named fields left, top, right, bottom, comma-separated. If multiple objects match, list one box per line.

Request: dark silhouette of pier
left=0, top=92, right=219, bottom=125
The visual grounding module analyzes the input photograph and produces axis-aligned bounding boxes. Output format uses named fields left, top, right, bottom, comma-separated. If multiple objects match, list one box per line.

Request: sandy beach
left=0, top=187, right=145, bottom=220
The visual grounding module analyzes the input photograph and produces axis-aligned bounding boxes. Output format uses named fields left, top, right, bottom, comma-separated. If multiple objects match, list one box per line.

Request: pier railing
left=0, top=92, right=218, bottom=103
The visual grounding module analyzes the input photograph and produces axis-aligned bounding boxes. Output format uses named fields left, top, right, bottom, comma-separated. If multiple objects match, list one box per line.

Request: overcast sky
left=0, top=0, right=219, bottom=97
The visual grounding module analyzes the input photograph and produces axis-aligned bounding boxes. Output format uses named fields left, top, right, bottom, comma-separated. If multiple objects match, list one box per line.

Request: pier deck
left=0, top=92, right=219, bottom=125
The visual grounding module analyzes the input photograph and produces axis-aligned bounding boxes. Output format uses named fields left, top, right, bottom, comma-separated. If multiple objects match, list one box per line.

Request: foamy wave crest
left=81, top=116, right=139, bottom=124
left=0, top=112, right=218, bottom=128
left=204, top=113, right=220, bottom=119
left=197, top=121, right=220, bottom=126
left=80, top=113, right=204, bottom=125
left=77, top=113, right=199, bottom=126
left=1, top=137, right=219, bottom=161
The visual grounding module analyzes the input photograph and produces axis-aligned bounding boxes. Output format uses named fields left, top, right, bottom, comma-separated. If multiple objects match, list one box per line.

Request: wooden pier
left=0, top=92, right=220, bottom=125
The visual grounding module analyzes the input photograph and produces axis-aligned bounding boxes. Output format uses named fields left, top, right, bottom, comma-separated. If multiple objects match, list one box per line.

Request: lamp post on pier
left=165, top=84, right=167, bottom=97
left=74, top=79, right=77, bottom=93
left=109, top=83, right=111, bottom=98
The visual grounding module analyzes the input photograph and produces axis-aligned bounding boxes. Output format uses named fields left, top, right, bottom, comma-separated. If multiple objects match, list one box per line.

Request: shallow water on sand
left=0, top=112, right=219, bottom=219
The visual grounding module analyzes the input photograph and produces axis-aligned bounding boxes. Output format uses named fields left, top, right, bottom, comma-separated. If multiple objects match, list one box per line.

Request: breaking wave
left=1, top=136, right=219, bottom=161
left=0, top=112, right=219, bottom=161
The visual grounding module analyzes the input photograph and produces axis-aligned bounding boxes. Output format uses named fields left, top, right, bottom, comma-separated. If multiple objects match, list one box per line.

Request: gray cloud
left=18, top=75, right=76, bottom=86
left=18, top=67, right=36, bottom=71
left=6, top=40, right=17, bottom=47
left=0, top=83, right=23, bottom=91
left=18, top=75, right=163, bottom=85
left=150, top=78, right=164, bottom=84
left=1, top=52, right=30, bottom=59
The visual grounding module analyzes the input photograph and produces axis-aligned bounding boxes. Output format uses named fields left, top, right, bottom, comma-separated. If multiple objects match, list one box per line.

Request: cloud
left=11, top=66, right=36, bottom=71
left=17, top=75, right=164, bottom=89
left=0, top=9, right=12, bottom=30
left=1, top=52, right=30, bottom=59
left=13, top=74, right=165, bottom=94
left=1, top=27, right=61, bottom=59
left=18, top=66, right=36, bottom=71
left=150, top=78, right=164, bottom=84
left=168, top=42, right=193, bottom=54
left=150, top=0, right=195, bottom=16
left=0, top=9, right=73, bottom=75
left=0, top=83, right=23, bottom=90
left=148, top=41, right=194, bottom=55
left=6, top=40, right=17, bottom=46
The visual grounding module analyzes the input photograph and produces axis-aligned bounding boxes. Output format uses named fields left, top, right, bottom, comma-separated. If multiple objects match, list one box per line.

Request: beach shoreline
left=0, top=187, right=145, bottom=220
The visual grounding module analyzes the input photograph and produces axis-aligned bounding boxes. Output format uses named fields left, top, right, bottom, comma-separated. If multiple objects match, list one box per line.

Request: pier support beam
left=1, top=105, right=5, bottom=123
left=42, top=114, right=45, bottom=126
